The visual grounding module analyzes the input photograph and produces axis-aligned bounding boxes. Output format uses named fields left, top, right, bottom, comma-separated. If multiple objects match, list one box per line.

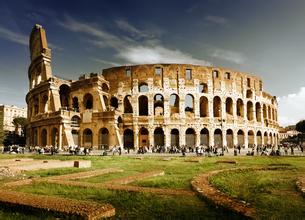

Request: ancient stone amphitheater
left=26, top=24, right=279, bottom=150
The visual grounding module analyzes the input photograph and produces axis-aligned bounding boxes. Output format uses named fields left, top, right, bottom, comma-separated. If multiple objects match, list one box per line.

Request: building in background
left=0, top=104, right=27, bottom=136
left=26, top=24, right=279, bottom=150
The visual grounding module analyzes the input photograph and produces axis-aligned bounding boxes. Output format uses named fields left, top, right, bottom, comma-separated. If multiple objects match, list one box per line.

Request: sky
left=0, top=0, right=305, bottom=126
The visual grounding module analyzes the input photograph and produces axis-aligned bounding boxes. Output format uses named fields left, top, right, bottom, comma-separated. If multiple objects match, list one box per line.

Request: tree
left=296, top=120, right=305, bottom=145
left=12, top=117, right=28, bottom=135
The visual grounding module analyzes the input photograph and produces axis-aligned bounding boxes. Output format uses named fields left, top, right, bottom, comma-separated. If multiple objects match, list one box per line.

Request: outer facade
left=0, top=105, right=27, bottom=135
left=26, top=25, right=279, bottom=150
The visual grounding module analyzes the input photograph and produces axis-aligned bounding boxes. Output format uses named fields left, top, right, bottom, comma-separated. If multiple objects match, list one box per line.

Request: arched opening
left=139, top=82, right=149, bottom=92
left=236, top=99, right=244, bottom=117
left=264, top=132, right=268, bottom=145
left=59, top=84, right=70, bottom=109
left=71, top=115, right=81, bottom=128
left=170, top=94, right=180, bottom=115
left=83, top=93, right=93, bottom=110
left=124, top=129, right=134, bottom=149
left=257, top=131, right=262, bottom=146
left=198, top=83, right=208, bottom=93
left=99, top=128, right=109, bottom=149
left=185, top=94, right=194, bottom=113
left=102, top=83, right=109, bottom=92
left=246, top=89, right=253, bottom=99
left=72, top=97, right=79, bottom=112
left=213, top=96, right=221, bottom=117
left=225, top=97, right=233, bottom=116
left=83, top=128, right=93, bottom=148
left=41, top=129, right=47, bottom=147
left=226, top=129, right=233, bottom=148
left=237, top=130, right=244, bottom=146
left=72, top=130, right=79, bottom=146
left=200, top=96, right=209, bottom=117
left=110, top=96, right=119, bottom=109
left=185, top=128, right=196, bottom=147
left=139, top=127, right=149, bottom=147
left=51, top=128, right=58, bottom=147
left=34, top=98, right=39, bottom=115
left=33, top=129, right=38, bottom=146
left=200, top=128, right=209, bottom=146
left=170, top=129, right=179, bottom=147
left=214, top=129, right=223, bottom=147
left=272, top=108, right=275, bottom=121
left=247, top=101, right=254, bottom=121
left=124, top=95, right=133, bottom=113
left=154, top=127, right=164, bottom=147
left=256, top=102, right=261, bottom=122
left=268, top=106, right=271, bottom=119
left=154, top=94, right=164, bottom=116
left=138, top=95, right=148, bottom=116
left=269, top=132, right=273, bottom=146
left=41, top=95, right=48, bottom=113
left=248, top=130, right=254, bottom=147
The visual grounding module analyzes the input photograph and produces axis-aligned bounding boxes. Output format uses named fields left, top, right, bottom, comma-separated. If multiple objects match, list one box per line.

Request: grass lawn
left=0, top=154, right=304, bottom=219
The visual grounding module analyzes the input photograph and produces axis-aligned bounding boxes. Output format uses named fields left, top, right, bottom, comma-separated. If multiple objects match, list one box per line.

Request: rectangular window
left=186, top=69, right=192, bottom=80
left=213, top=70, right=219, bottom=78
left=247, top=78, right=251, bottom=87
left=259, top=81, right=263, bottom=91
left=155, top=67, right=162, bottom=76
left=126, top=69, right=131, bottom=77
left=225, top=72, right=230, bottom=79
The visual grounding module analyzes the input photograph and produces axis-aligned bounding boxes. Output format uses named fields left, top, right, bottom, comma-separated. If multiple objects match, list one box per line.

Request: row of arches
left=123, top=94, right=277, bottom=122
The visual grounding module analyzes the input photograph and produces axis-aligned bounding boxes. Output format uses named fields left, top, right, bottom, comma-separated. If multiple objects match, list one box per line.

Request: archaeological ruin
left=26, top=24, right=279, bottom=150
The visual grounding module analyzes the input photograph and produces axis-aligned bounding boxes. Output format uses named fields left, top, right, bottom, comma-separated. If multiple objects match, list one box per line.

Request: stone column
left=134, top=126, right=139, bottom=150
left=233, top=130, right=238, bottom=146
left=253, top=132, right=257, bottom=147
left=222, top=128, right=227, bottom=147
left=164, top=126, right=170, bottom=148
left=196, top=130, right=201, bottom=146
left=149, top=127, right=154, bottom=147
left=194, top=94, right=200, bottom=118
left=59, top=124, right=63, bottom=150
left=244, top=131, right=248, bottom=149
left=163, top=97, right=170, bottom=118
left=179, top=127, right=186, bottom=146
left=209, top=130, right=214, bottom=147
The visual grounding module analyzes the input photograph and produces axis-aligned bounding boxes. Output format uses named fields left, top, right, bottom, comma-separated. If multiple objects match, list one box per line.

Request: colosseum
left=26, top=24, right=279, bottom=150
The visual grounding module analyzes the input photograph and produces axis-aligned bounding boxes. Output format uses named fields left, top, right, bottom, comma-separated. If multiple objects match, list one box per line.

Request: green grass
left=1, top=155, right=305, bottom=219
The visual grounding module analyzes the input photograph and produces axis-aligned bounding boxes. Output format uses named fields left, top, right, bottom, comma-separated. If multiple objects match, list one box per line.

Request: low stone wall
left=0, top=190, right=115, bottom=220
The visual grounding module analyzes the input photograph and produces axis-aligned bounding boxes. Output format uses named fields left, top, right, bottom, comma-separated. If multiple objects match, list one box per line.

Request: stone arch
left=154, top=94, right=164, bottom=115
left=41, top=129, right=47, bottom=147
left=272, top=108, right=275, bottom=121
left=83, top=93, right=93, bottom=110
left=72, top=97, right=79, bottom=112
left=185, top=128, right=196, bottom=147
left=246, top=89, right=253, bottom=99
left=257, top=131, right=262, bottom=146
left=102, top=83, right=109, bottom=92
left=33, top=97, right=39, bottom=115
left=51, top=127, right=58, bottom=147
left=185, top=94, right=194, bottom=113
left=256, top=102, right=262, bottom=122
left=248, top=130, right=254, bottom=147
left=214, top=129, right=223, bottom=147
left=124, top=129, right=134, bottom=149
left=226, top=129, right=233, bottom=148
left=41, top=95, right=48, bottom=113
left=154, top=127, right=164, bottom=146
left=200, top=128, right=209, bottom=146
left=138, top=95, right=148, bottom=116
left=269, top=132, right=273, bottom=146
left=225, top=97, right=233, bottom=116
left=200, top=96, right=209, bottom=117
left=103, top=95, right=108, bottom=109
left=110, top=96, right=119, bottom=109
left=170, top=94, right=180, bottom=114
left=83, top=128, right=93, bottom=147
left=170, top=129, right=179, bottom=147
left=237, top=129, right=245, bottom=146
left=236, top=99, right=244, bottom=117
left=198, top=83, right=208, bottom=93
left=71, top=115, right=81, bottom=128
left=33, top=128, right=38, bottom=146
left=247, top=101, right=254, bottom=121
left=124, top=95, right=133, bottom=113
left=264, top=131, right=268, bottom=145
left=213, top=96, right=222, bottom=117
left=99, top=128, right=109, bottom=149
left=139, top=82, right=149, bottom=92
left=72, top=130, right=79, bottom=146
left=139, top=127, right=149, bottom=147
left=59, top=84, right=71, bottom=109
left=268, top=106, right=271, bottom=119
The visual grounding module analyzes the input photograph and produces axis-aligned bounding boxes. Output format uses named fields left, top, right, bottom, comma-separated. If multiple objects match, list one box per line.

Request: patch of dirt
left=0, top=167, right=19, bottom=178
left=296, top=177, right=305, bottom=197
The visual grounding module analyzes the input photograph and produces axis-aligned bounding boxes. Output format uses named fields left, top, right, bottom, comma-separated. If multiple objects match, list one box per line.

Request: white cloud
left=0, top=27, right=28, bottom=45
left=278, top=87, right=305, bottom=126
left=0, top=26, right=61, bottom=50
left=90, top=58, right=120, bottom=67
left=59, top=16, right=211, bottom=66
left=211, top=48, right=245, bottom=64
left=205, top=15, right=229, bottom=26
left=117, top=46, right=211, bottom=66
